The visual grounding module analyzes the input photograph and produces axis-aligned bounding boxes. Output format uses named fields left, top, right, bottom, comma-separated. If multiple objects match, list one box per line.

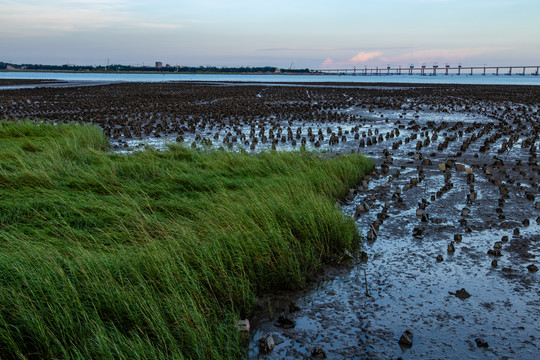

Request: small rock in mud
left=527, top=264, right=538, bottom=273
left=501, top=235, right=509, bottom=243
left=398, top=330, right=414, bottom=347
left=310, top=347, right=327, bottom=359
left=447, top=241, right=456, bottom=253
left=436, top=254, right=444, bottom=262
left=359, top=250, right=368, bottom=262
left=454, top=234, right=462, bottom=242
left=487, top=249, right=502, bottom=257
left=494, top=241, right=503, bottom=250
left=451, top=288, right=471, bottom=300
left=341, top=249, right=354, bottom=262
left=237, top=319, right=250, bottom=340
left=514, top=228, right=520, bottom=236
left=288, top=302, right=300, bottom=313
left=491, top=259, right=498, bottom=267
left=345, top=189, right=356, bottom=202
left=522, top=218, right=530, bottom=227
left=475, top=338, right=489, bottom=348
left=258, top=333, right=275, bottom=354
left=274, top=314, right=295, bottom=329
left=354, top=203, right=369, bottom=217
left=412, top=226, right=424, bottom=238
left=366, top=229, right=377, bottom=241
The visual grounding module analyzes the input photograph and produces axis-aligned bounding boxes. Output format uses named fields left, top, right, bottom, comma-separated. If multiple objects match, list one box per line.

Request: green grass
left=0, top=121, right=374, bottom=359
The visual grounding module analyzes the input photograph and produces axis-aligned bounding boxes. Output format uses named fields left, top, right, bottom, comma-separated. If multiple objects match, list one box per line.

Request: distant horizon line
left=2, top=61, right=540, bottom=70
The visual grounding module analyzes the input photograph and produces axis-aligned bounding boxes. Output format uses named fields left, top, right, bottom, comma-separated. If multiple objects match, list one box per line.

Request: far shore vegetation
left=0, top=62, right=314, bottom=74
left=0, top=121, right=373, bottom=359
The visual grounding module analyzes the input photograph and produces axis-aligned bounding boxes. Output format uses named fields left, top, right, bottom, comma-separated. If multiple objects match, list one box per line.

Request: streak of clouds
left=0, top=0, right=184, bottom=36
left=1, top=0, right=539, bottom=68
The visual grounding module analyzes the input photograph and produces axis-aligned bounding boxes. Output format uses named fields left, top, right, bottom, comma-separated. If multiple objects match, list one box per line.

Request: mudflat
left=1, top=81, right=539, bottom=359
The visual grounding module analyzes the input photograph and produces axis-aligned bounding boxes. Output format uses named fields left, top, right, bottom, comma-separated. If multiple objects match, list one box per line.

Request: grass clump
left=0, top=121, right=374, bottom=359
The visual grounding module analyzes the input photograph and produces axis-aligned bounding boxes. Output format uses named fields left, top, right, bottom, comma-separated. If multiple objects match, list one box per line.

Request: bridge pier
left=433, top=65, right=438, bottom=75
left=470, top=67, right=473, bottom=75
left=522, top=67, right=526, bottom=75
left=421, top=65, right=425, bottom=75
left=536, top=67, right=539, bottom=75
left=496, top=67, right=499, bottom=75
left=457, top=65, right=461, bottom=75
left=483, top=66, right=486, bottom=76
left=445, top=65, right=449, bottom=75
left=409, top=65, right=414, bottom=75
left=508, top=67, right=512, bottom=75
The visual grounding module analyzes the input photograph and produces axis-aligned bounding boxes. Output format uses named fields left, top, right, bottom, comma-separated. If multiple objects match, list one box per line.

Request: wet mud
left=0, top=78, right=120, bottom=90
left=0, top=82, right=538, bottom=359
left=248, top=88, right=540, bottom=359
left=0, top=79, right=66, bottom=86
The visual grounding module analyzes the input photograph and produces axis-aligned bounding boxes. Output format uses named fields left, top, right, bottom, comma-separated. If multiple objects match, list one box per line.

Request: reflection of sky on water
left=1, top=72, right=540, bottom=86
left=113, top=108, right=495, bottom=155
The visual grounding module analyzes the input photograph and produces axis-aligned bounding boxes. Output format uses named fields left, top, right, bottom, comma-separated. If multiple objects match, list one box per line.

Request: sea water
left=1, top=71, right=540, bottom=86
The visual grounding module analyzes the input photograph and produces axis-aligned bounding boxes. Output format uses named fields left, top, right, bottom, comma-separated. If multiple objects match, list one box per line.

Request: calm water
left=1, top=71, right=540, bottom=86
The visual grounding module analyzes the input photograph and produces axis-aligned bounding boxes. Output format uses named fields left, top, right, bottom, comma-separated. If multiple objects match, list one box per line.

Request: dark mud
left=0, top=79, right=66, bottom=86
left=0, top=78, right=118, bottom=90
left=0, top=81, right=538, bottom=359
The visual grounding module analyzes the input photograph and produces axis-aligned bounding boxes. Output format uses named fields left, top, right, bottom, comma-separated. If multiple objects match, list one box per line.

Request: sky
left=1, top=0, right=539, bottom=69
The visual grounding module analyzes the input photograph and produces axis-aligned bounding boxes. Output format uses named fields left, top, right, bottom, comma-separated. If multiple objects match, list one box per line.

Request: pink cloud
left=321, top=51, right=384, bottom=68
left=350, top=51, right=383, bottom=63
left=322, top=58, right=335, bottom=67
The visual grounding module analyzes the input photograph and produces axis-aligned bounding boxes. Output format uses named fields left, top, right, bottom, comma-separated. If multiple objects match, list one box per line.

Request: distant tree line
left=0, top=62, right=312, bottom=74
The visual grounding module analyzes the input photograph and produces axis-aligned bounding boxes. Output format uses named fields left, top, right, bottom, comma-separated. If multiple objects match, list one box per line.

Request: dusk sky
left=1, top=0, right=539, bottom=68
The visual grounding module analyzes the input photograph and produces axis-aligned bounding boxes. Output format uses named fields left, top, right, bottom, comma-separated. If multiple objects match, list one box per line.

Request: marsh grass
left=0, top=121, right=373, bottom=359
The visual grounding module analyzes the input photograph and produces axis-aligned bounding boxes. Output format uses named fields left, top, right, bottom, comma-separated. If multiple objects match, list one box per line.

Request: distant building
left=155, top=62, right=163, bottom=69
left=6, top=65, right=16, bottom=70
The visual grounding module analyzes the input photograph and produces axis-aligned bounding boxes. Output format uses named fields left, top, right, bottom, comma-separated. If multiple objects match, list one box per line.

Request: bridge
left=315, top=65, right=540, bottom=76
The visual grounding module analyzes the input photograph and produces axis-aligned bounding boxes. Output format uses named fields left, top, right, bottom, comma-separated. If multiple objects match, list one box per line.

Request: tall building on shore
left=155, top=61, right=163, bottom=69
